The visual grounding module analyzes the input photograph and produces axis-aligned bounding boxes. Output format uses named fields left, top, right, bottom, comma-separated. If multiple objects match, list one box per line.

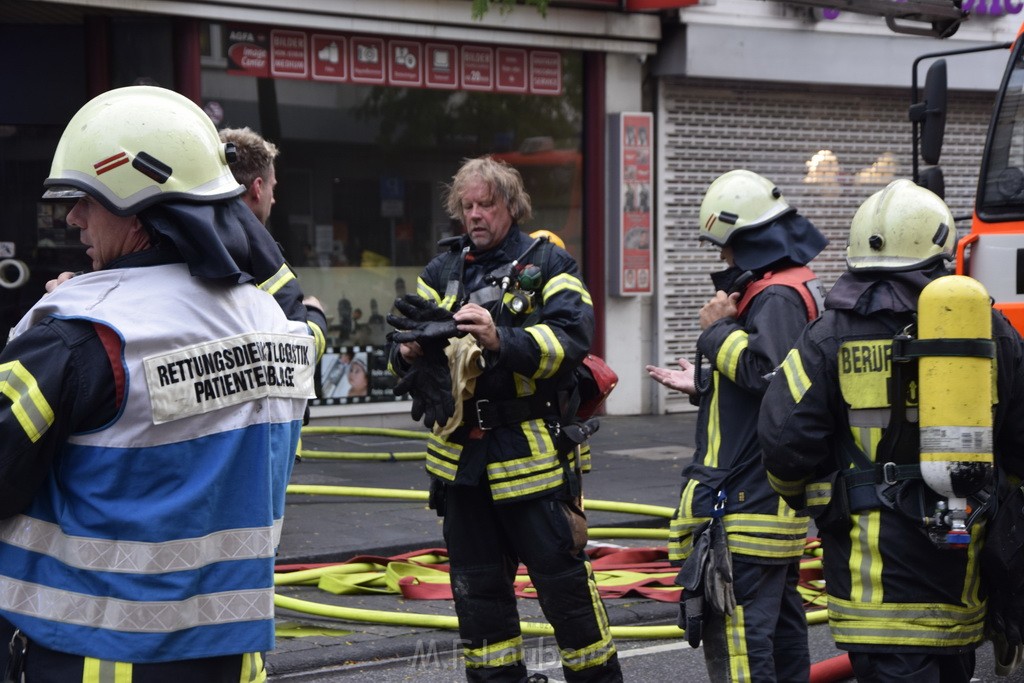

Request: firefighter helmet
left=698, top=170, right=793, bottom=247
left=530, top=229, right=566, bottom=250
left=43, top=86, right=243, bottom=216
left=847, top=179, right=955, bottom=271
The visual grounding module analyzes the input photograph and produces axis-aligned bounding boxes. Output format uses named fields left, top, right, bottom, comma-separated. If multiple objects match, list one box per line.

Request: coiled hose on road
left=280, top=426, right=850, bottom=681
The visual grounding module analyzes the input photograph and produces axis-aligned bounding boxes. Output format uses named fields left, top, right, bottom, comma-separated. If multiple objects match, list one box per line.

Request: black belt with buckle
left=464, top=395, right=559, bottom=430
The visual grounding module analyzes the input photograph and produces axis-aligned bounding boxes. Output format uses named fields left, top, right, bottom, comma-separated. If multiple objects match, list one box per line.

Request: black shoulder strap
left=521, top=239, right=557, bottom=328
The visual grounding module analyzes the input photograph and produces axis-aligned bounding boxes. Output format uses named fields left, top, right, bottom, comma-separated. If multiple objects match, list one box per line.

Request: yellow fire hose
left=280, top=483, right=830, bottom=636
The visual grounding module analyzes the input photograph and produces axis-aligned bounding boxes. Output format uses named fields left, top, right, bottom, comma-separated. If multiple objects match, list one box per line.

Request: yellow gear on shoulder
left=530, top=229, right=565, bottom=250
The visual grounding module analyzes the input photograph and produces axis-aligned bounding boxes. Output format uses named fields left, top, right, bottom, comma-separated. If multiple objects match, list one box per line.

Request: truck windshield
left=979, top=43, right=1024, bottom=221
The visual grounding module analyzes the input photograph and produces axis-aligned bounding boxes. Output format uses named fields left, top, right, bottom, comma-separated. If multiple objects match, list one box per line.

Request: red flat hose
left=810, top=653, right=853, bottom=683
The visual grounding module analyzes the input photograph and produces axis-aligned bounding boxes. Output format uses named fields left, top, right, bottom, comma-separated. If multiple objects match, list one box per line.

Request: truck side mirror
left=918, top=166, right=945, bottom=200
left=910, top=59, right=948, bottom=167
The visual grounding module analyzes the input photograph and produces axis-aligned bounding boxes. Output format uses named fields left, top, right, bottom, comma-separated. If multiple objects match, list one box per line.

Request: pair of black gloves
left=387, top=295, right=466, bottom=430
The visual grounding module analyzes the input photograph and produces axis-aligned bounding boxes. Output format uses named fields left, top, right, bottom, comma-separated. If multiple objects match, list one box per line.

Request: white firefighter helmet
left=698, top=170, right=793, bottom=247
left=847, top=179, right=956, bottom=271
left=43, top=86, right=243, bottom=216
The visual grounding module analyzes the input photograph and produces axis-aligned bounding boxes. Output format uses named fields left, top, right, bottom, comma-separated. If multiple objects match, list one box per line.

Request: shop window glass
left=199, top=22, right=583, bottom=406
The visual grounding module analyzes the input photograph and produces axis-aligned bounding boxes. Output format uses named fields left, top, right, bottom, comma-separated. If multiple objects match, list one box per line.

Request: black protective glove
left=387, top=319, right=460, bottom=344
left=392, top=294, right=458, bottom=323
left=393, top=345, right=455, bottom=430
left=386, top=294, right=462, bottom=345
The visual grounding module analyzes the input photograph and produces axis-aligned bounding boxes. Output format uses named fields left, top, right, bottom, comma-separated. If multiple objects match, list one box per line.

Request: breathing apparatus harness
left=693, top=267, right=821, bottom=396
left=836, top=294, right=996, bottom=549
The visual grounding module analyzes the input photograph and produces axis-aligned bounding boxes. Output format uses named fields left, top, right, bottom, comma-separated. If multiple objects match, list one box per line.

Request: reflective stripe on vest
left=2, top=265, right=310, bottom=662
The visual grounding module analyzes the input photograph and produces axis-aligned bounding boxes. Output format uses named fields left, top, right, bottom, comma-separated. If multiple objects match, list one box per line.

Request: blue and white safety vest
left=2, top=264, right=314, bottom=662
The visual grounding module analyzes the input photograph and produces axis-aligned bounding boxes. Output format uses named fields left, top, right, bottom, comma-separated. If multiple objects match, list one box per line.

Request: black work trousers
left=848, top=650, right=976, bottom=683
left=701, top=558, right=810, bottom=682
left=443, top=482, right=622, bottom=683
left=0, top=616, right=264, bottom=683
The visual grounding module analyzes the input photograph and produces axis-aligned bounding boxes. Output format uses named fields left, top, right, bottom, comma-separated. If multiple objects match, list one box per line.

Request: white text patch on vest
left=143, top=332, right=316, bottom=424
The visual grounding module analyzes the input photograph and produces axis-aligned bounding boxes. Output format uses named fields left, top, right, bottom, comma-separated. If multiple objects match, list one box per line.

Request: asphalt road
left=268, top=414, right=1024, bottom=682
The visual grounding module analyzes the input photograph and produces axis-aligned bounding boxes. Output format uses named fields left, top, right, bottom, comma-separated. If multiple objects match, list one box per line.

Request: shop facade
left=0, top=0, right=660, bottom=420
left=649, top=1, right=1021, bottom=413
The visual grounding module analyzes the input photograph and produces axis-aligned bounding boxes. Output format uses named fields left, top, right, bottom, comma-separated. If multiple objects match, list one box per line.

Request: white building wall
left=603, top=52, right=655, bottom=416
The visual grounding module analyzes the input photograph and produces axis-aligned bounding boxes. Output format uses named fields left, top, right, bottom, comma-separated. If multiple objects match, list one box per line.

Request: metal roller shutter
left=655, top=79, right=994, bottom=412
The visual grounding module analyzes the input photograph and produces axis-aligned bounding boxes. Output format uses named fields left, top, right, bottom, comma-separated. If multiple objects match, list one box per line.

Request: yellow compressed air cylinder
left=917, top=275, right=994, bottom=503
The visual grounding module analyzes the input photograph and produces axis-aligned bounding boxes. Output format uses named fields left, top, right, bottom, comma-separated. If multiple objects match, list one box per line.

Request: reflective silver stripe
left=272, top=518, right=284, bottom=549
left=0, top=515, right=275, bottom=574
left=0, top=576, right=273, bottom=632
left=526, top=324, right=563, bottom=379
left=830, top=596, right=984, bottom=623
left=489, top=468, right=564, bottom=500
left=727, top=534, right=807, bottom=558
left=92, top=659, right=131, bottom=681
left=766, top=470, right=803, bottom=498
left=486, top=451, right=560, bottom=481
left=722, top=514, right=808, bottom=535
left=562, top=633, right=616, bottom=670
left=543, top=273, right=593, bottom=306
left=0, top=361, right=54, bottom=443
left=848, top=407, right=919, bottom=428
left=257, top=264, right=295, bottom=296
left=426, top=436, right=460, bottom=480
left=415, top=276, right=440, bottom=303
left=464, top=635, right=523, bottom=667
left=806, top=480, right=833, bottom=507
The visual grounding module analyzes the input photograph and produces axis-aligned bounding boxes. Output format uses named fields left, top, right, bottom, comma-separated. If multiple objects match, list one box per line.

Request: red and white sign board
left=270, top=30, right=308, bottom=79
left=609, top=112, right=654, bottom=297
left=351, top=36, right=386, bottom=84
left=227, top=24, right=563, bottom=95
left=496, top=48, right=528, bottom=93
left=425, top=43, right=458, bottom=89
left=226, top=26, right=270, bottom=78
left=530, top=51, right=562, bottom=95
left=461, top=46, right=494, bottom=91
left=388, top=40, right=423, bottom=86
left=311, top=34, right=347, bottom=82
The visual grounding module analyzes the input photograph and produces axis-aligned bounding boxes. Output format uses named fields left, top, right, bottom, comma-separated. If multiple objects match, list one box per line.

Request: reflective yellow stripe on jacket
left=0, top=360, right=55, bottom=443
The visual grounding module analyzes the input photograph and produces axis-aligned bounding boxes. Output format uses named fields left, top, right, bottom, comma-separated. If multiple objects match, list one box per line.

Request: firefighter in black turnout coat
left=388, top=156, right=620, bottom=682
left=647, top=169, right=828, bottom=682
left=759, top=179, right=1024, bottom=682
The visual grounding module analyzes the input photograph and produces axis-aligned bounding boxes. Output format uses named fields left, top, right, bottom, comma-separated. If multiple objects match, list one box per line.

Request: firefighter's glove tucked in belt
left=387, top=294, right=463, bottom=345
left=393, top=344, right=455, bottom=431
left=675, top=522, right=712, bottom=648
left=673, top=513, right=735, bottom=649
left=706, top=515, right=736, bottom=616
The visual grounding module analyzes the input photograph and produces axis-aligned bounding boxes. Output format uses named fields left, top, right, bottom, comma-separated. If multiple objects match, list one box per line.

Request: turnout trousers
left=701, top=558, right=809, bottom=682
left=848, top=651, right=976, bottom=683
left=443, top=482, right=621, bottom=683
left=0, top=616, right=266, bottom=683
